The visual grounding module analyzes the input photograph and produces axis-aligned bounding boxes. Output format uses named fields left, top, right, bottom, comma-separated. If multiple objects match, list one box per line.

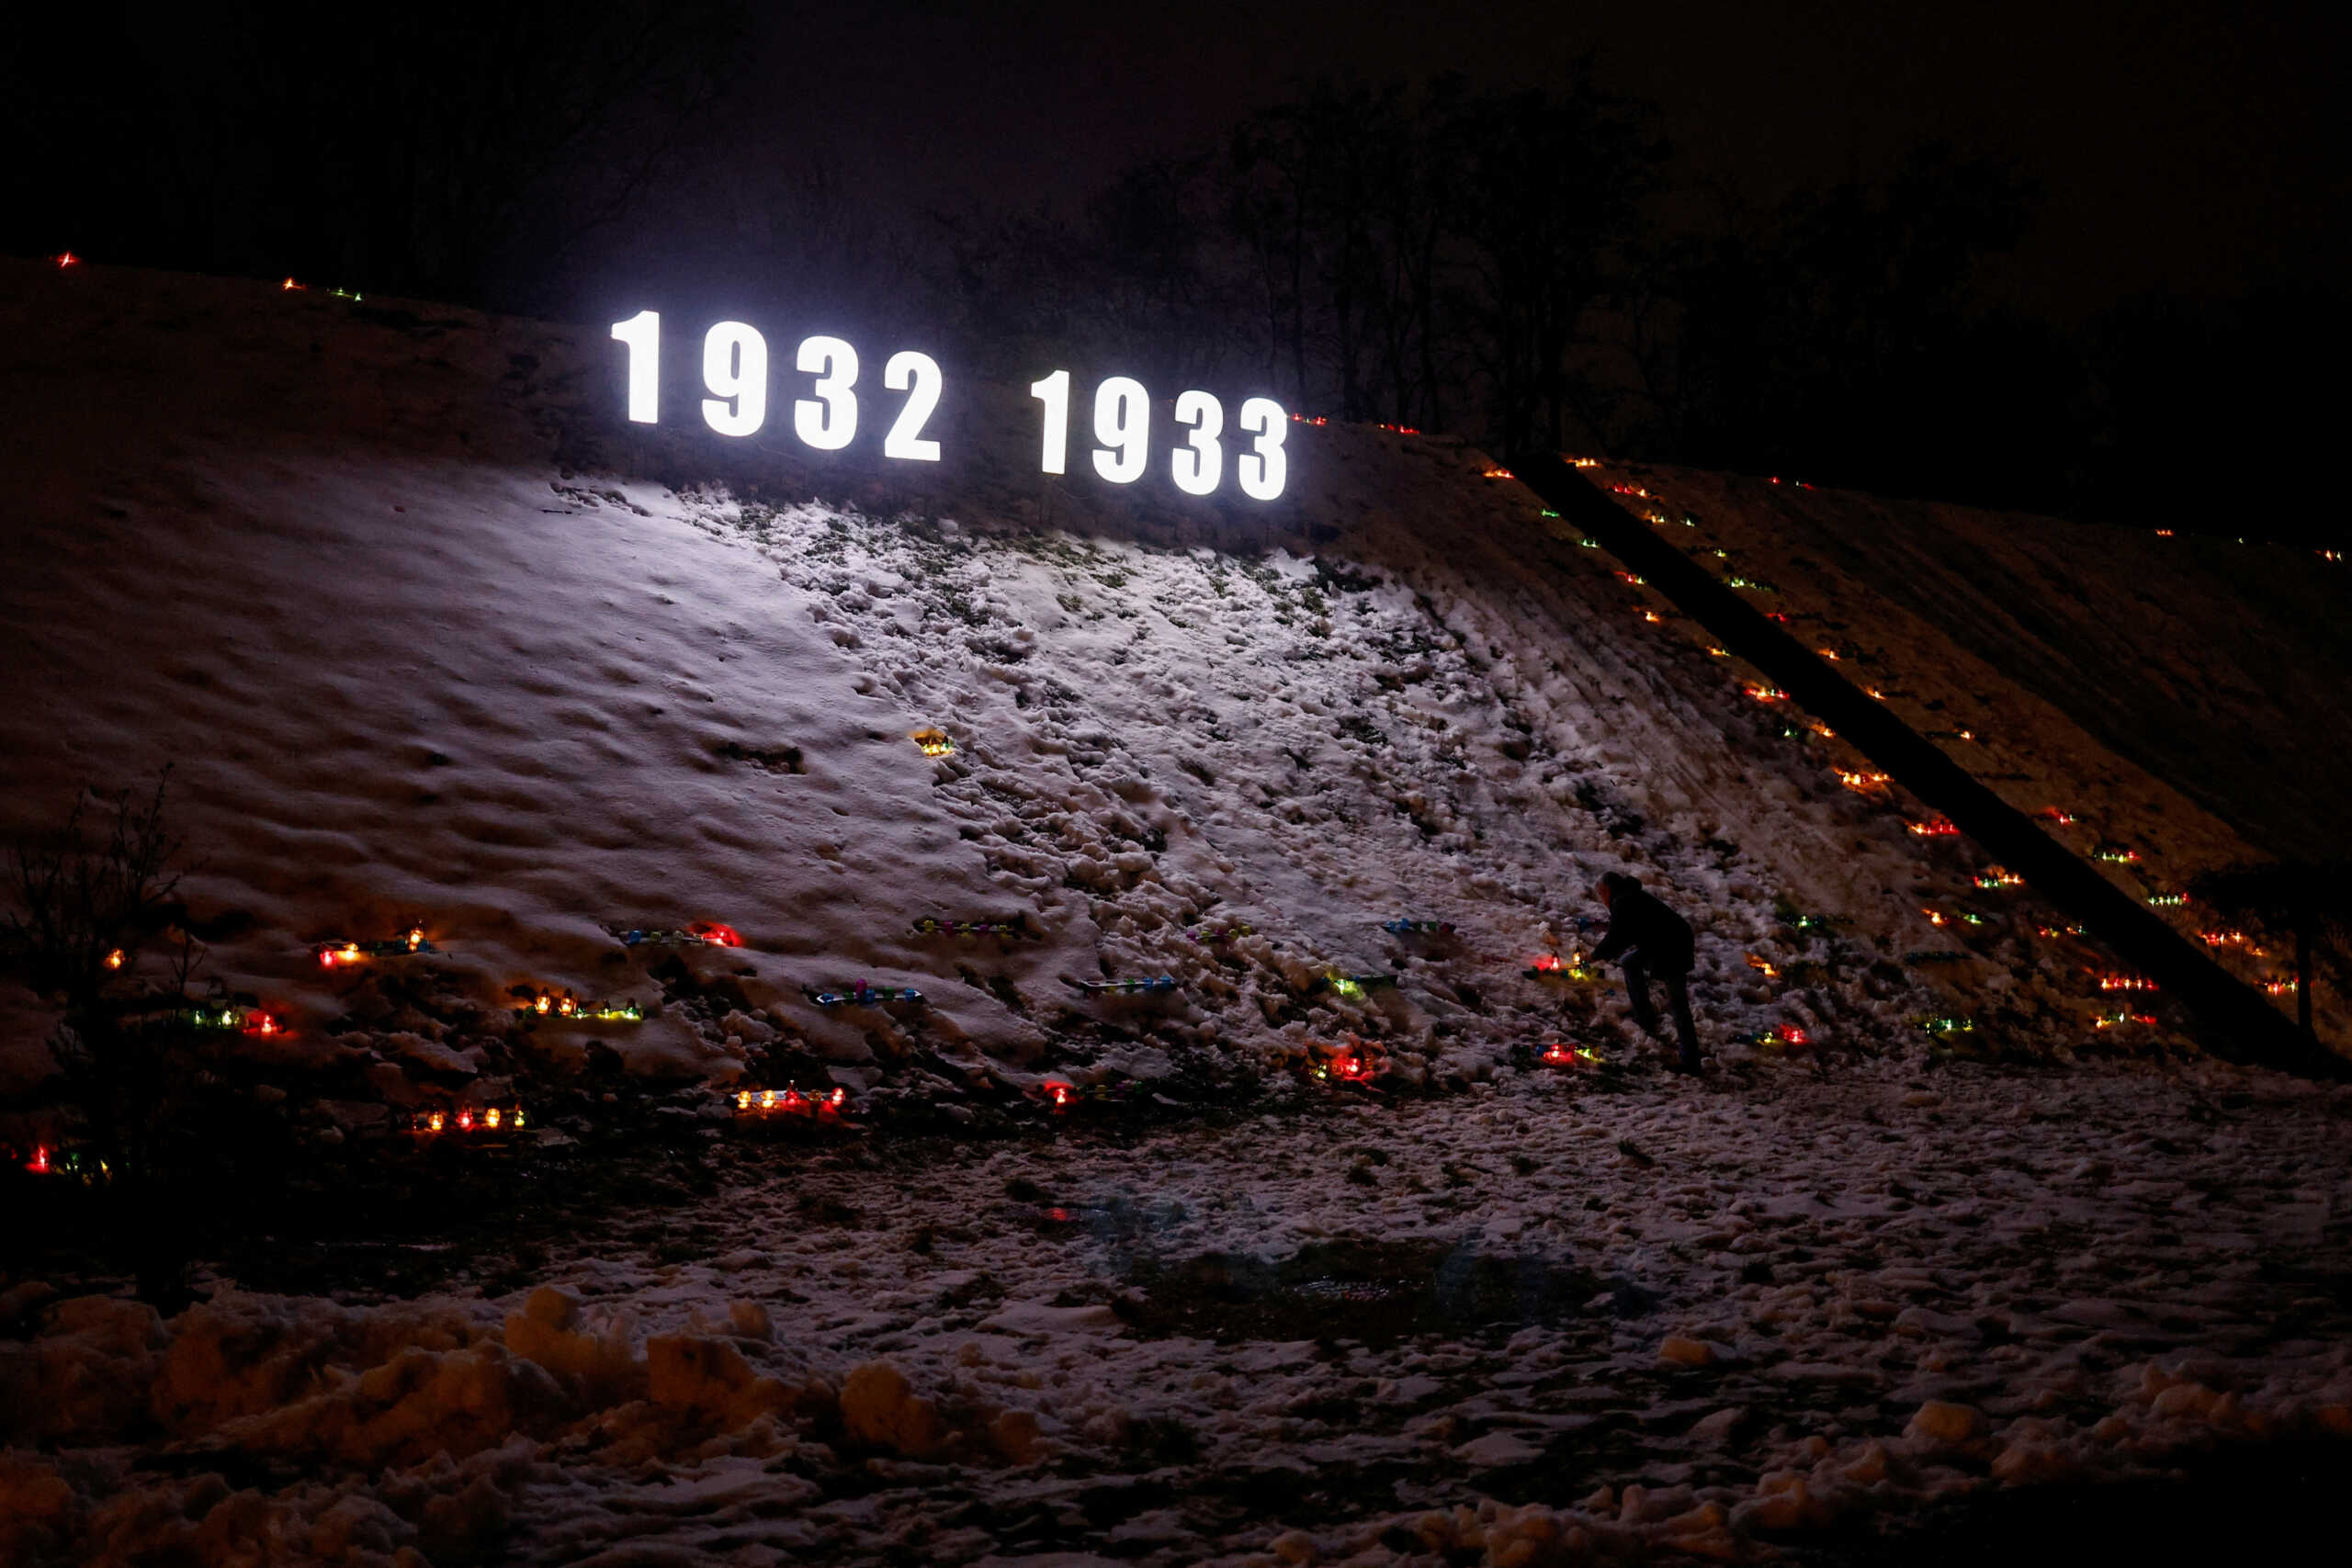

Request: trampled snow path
left=6, top=1055, right=2351, bottom=1564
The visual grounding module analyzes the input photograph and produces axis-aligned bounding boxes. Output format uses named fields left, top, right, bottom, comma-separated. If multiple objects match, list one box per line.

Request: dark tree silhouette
left=2, top=774, right=247, bottom=1302
left=1444, top=73, right=1660, bottom=456
left=2190, top=861, right=2348, bottom=1042
left=3, top=1, right=746, bottom=310
left=1629, top=145, right=2043, bottom=495
left=2080, top=286, right=2352, bottom=543
left=1218, top=74, right=1656, bottom=443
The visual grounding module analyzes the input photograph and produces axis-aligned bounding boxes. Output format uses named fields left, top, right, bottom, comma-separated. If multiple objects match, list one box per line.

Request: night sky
left=753, top=0, right=2345, bottom=321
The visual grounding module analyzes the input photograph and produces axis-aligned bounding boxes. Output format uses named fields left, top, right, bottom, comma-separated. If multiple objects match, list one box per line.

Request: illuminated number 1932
left=608, top=312, right=943, bottom=460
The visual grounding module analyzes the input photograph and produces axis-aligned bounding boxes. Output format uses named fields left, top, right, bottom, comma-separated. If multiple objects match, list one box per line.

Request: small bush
left=2, top=773, right=235, bottom=1300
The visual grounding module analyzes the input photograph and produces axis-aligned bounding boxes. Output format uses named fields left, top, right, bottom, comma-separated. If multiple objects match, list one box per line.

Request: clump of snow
left=839, top=1359, right=949, bottom=1457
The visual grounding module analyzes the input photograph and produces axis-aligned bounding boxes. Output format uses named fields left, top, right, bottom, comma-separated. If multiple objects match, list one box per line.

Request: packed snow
left=7, top=1060, right=2352, bottom=1564
left=2, top=261, right=2346, bottom=1564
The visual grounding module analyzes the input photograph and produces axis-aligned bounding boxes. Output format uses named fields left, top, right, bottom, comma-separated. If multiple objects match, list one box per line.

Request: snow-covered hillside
left=1592, top=468, right=2352, bottom=866
left=1555, top=463, right=2350, bottom=1051
left=2, top=260, right=2276, bottom=1105
left=4, top=262, right=2348, bottom=1567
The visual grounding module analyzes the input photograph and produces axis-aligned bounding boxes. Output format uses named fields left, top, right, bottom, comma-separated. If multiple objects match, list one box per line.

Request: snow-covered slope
left=4, top=260, right=2335, bottom=1113
left=6, top=259, right=2240, bottom=1120
left=1553, top=462, right=2348, bottom=1051
left=1591, top=468, right=2352, bottom=864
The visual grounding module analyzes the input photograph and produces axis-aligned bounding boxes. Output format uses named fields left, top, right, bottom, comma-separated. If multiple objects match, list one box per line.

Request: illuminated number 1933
left=1028, top=374, right=1286, bottom=501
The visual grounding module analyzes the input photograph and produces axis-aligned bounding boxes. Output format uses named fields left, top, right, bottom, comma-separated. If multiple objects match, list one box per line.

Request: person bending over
left=1592, top=872, right=1703, bottom=1074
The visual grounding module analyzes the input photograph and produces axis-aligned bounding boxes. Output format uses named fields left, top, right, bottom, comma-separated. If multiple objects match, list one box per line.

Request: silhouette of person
left=1592, top=872, right=1702, bottom=1073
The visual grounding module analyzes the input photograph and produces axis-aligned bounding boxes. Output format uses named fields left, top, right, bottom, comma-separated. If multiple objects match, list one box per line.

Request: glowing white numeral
left=700, top=321, right=767, bottom=437
left=882, top=351, right=944, bottom=461
left=795, top=335, right=858, bottom=450
left=1031, top=369, right=1070, bottom=475
left=1171, top=389, right=1223, bottom=496
left=611, top=310, right=660, bottom=423
left=1238, top=397, right=1288, bottom=500
left=1093, top=376, right=1149, bottom=484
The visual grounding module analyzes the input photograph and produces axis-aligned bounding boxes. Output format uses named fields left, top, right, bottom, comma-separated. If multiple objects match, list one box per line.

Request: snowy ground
left=8, top=1055, right=2352, bottom=1564
left=2, top=262, right=2347, bottom=1563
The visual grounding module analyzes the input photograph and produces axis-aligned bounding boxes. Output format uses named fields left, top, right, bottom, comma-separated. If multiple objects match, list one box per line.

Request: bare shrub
left=3, top=772, right=238, bottom=1299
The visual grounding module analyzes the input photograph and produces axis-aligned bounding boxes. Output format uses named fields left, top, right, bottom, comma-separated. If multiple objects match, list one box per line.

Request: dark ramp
left=1510, top=453, right=2340, bottom=1079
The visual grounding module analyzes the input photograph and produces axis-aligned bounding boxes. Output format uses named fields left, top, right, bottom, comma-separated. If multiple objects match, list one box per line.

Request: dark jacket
left=1592, top=885, right=1695, bottom=974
